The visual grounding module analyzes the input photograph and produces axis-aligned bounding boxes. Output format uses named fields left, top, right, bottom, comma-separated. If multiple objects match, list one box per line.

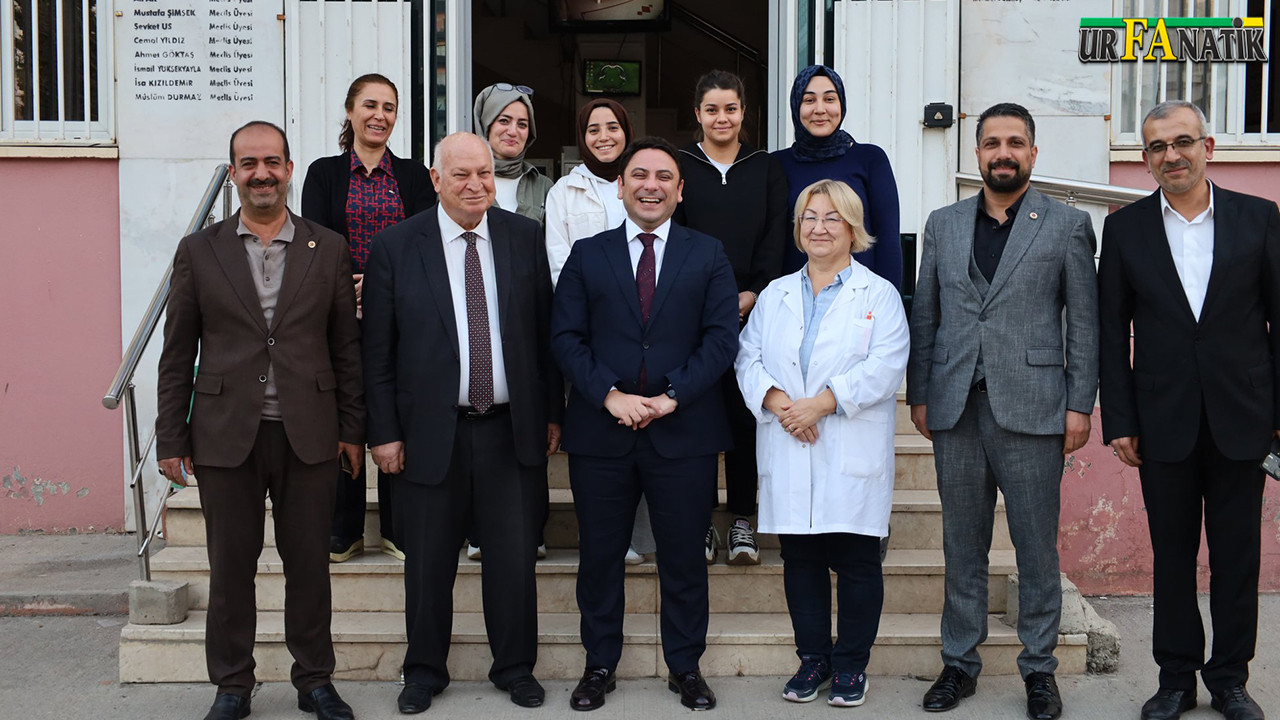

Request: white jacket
left=735, top=261, right=910, bottom=537
left=545, top=166, right=617, bottom=287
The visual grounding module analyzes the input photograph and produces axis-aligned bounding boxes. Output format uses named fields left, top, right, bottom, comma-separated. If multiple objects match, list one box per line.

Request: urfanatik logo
left=1079, top=17, right=1268, bottom=63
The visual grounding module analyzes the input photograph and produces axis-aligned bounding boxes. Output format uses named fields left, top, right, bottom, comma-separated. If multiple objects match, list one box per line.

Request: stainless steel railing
left=102, top=164, right=233, bottom=581
left=956, top=172, right=1150, bottom=207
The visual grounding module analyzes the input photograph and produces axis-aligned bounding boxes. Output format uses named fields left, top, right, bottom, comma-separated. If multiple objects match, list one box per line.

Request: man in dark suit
left=551, top=136, right=740, bottom=712
left=907, top=103, right=1098, bottom=720
left=1099, top=100, right=1279, bottom=720
left=361, top=132, right=562, bottom=713
left=156, top=121, right=364, bottom=720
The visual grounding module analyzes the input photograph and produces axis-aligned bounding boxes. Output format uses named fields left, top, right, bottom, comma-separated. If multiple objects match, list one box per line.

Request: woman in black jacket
left=675, top=69, right=788, bottom=567
left=301, top=73, right=435, bottom=564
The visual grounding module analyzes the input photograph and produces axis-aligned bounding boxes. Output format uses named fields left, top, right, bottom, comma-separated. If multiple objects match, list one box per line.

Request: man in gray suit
left=906, top=103, right=1098, bottom=720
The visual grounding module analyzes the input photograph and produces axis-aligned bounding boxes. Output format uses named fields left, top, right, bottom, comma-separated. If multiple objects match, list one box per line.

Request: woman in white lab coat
left=735, top=178, right=909, bottom=707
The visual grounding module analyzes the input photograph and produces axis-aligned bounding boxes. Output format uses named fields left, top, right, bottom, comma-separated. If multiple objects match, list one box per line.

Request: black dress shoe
left=298, top=683, right=354, bottom=720
left=397, top=684, right=438, bottom=715
left=923, top=666, right=977, bottom=712
left=1211, top=685, right=1265, bottom=720
left=499, top=675, right=545, bottom=708
left=1141, top=687, right=1197, bottom=720
left=668, top=669, right=717, bottom=711
left=1024, top=672, right=1062, bottom=720
left=570, top=667, right=616, bottom=711
left=203, top=693, right=251, bottom=720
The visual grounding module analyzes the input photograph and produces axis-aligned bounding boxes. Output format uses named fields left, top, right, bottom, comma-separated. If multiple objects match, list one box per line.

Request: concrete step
left=151, top=546, right=1018, bottom=616
left=165, top=479, right=1003, bottom=553
left=119, top=609, right=1087, bottom=682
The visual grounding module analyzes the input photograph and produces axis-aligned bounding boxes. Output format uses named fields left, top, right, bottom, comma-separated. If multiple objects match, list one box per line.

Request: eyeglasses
left=1143, top=136, right=1206, bottom=156
left=493, top=82, right=534, bottom=96
left=800, top=214, right=846, bottom=229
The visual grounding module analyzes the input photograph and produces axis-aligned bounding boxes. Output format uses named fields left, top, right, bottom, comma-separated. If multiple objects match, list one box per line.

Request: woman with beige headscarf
left=473, top=83, right=554, bottom=224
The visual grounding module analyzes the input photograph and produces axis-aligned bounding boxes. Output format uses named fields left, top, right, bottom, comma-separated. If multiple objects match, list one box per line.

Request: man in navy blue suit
left=551, top=136, right=740, bottom=712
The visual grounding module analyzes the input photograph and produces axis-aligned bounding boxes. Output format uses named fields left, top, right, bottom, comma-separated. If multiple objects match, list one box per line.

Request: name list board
left=116, top=0, right=284, bottom=160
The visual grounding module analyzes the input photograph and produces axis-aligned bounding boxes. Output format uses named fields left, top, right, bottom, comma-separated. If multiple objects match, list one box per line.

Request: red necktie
left=462, top=231, right=493, bottom=412
left=636, top=233, right=657, bottom=392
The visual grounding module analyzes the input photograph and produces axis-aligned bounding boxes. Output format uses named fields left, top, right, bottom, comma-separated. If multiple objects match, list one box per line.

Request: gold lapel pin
left=308, top=240, right=316, bottom=248
left=1029, top=212, right=1039, bottom=220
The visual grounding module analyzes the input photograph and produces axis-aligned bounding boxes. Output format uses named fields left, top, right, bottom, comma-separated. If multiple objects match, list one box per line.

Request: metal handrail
left=104, top=165, right=232, bottom=410
left=670, top=2, right=763, bottom=65
left=102, top=163, right=233, bottom=581
left=956, top=172, right=1150, bottom=207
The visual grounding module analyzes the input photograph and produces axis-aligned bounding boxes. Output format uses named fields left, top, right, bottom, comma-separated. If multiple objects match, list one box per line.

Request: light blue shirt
left=800, top=261, right=853, bottom=412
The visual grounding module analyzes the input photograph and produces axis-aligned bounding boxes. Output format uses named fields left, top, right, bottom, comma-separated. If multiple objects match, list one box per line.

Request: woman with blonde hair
left=735, top=179, right=909, bottom=707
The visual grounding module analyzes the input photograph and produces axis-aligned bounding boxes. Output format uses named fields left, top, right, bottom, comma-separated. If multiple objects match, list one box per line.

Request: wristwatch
left=665, top=386, right=678, bottom=401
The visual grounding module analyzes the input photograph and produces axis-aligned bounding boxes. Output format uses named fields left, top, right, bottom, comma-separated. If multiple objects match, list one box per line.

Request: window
left=1113, top=0, right=1277, bottom=146
left=2, top=0, right=113, bottom=143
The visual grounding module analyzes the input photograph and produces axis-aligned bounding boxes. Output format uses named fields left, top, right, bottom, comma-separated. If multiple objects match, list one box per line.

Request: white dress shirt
left=1160, top=182, right=1215, bottom=321
left=437, top=205, right=510, bottom=406
left=624, top=217, right=671, bottom=283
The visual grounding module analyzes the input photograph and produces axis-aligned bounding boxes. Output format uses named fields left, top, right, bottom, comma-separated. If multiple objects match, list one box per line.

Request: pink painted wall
left=0, top=158, right=124, bottom=533
left=1111, top=162, right=1280, bottom=207
left=1061, top=413, right=1280, bottom=595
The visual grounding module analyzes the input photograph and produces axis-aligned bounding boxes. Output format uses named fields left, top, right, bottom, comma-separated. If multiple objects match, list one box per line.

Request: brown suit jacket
left=156, top=210, right=364, bottom=467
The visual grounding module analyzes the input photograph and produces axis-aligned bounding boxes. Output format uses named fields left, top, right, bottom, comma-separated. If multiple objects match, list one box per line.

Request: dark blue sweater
left=773, top=141, right=902, bottom=289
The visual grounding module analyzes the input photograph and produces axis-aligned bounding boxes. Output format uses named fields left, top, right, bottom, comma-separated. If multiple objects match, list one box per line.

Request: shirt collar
left=800, top=260, right=854, bottom=291
left=349, top=149, right=396, bottom=177
left=1159, top=180, right=1215, bottom=225
left=624, top=217, right=672, bottom=244
left=976, top=188, right=1028, bottom=227
left=437, top=204, right=491, bottom=244
left=237, top=214, right=296, bottom=244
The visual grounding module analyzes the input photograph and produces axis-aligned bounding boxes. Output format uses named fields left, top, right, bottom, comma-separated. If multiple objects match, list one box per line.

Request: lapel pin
left=1029, top=212, right=1039, bottom=220
left=308, top=240, right=316, bottom=248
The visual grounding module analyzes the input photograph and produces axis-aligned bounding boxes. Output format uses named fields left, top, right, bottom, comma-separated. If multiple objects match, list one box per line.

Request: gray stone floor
left=0, top=595, right=1276, bottom=719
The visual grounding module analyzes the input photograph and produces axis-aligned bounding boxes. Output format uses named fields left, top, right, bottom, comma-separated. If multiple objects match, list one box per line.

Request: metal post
left=222, top=176, right=233, bottom=220
left=124, top=383, right=151, bottom=581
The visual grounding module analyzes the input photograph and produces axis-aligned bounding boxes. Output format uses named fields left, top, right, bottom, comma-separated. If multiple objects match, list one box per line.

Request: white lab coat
left=735, top=261, right=909, bottom=537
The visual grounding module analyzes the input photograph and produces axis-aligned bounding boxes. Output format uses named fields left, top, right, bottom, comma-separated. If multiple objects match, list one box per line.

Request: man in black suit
left=362, top=132, right=562, bottom=713
left=550, top=136, right=740, bottom=711
left=1099, top=100, right=1280, bottom=720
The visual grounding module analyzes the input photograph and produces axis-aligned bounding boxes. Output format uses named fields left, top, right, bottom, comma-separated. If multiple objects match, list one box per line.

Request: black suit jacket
left=300, top=150, right=436, bottom=243
left=156, top=211, right=365, bottom=467
left=362, top=205, right=563, bottom=485
left=550, top=222, right=740, bottom=459
left=1099, top=185, right=1280, bottom=462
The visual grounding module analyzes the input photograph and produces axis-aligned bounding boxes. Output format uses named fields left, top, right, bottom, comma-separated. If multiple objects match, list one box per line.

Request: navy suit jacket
left=362, top=205, right=563, bottom=485
left=551, top=221, right=740, bottom=459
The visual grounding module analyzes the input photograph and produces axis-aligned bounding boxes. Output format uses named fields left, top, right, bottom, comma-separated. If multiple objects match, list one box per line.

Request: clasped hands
left=765, top=387, right=836, bottom=444
left=604, top=389, right=678, bottom=429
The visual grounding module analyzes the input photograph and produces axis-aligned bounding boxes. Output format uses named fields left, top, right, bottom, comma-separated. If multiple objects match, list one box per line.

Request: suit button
left=642, top=342, right=650, bottom=349
left=267, top=337, right=275, bottom=346
left=979, top=313, right=987, bottom=322
left=259, top=375, right=267, bottom=383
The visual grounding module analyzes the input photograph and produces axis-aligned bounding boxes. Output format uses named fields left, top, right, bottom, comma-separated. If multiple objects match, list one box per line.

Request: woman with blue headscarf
left=773, top=65, right=902, bottom=289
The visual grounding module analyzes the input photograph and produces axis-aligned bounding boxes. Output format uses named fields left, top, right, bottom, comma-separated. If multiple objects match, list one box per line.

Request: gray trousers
left=931, top=389, right=1063, bottom=679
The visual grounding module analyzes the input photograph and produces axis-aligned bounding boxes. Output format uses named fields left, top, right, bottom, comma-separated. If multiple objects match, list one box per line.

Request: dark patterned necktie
left=462, top=231, right=493, bottom=412
left=636, top=233, right=657, bottom=392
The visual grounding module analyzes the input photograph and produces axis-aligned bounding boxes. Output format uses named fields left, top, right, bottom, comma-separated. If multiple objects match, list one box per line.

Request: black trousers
left=570, top=431, right=717, bottom=673
left=397, top=411, right=544, bottom=690
left=331, top=466, right=397, bottom=547
left=721, top=369, right=758, bottom=517
left=778, top=532, right=883, bottom=673
left=1139, top=413, right=1265, bottom=693
left=196, top=420, right=336, bottom=697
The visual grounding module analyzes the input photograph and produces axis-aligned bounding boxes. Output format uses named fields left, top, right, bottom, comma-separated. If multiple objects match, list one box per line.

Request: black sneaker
left=704, top=525, right=720, bottom=565
left=782, top=654, right=833, bottom=703
left=726, top=517, right=761, bottom=565
left=328, top=536, right=362, bottom=563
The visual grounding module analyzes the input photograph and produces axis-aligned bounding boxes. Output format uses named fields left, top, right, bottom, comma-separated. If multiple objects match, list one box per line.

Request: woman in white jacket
left=735, top=179, right=909, bottom=707
left=545, top=99, right=654, bottom=563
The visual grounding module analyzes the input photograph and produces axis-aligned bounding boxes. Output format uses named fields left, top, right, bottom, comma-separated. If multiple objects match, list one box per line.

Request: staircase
left=118, top=392, right=1088, bottom=682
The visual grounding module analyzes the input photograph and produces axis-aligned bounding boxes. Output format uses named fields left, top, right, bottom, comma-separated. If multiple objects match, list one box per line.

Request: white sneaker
left=727, top=518, right=761, bottom=565
left=624, top=546, right=644, bottom=565
left=704, top=525, right=720, bottom=565
left=466, top=543, right=481, bottom=561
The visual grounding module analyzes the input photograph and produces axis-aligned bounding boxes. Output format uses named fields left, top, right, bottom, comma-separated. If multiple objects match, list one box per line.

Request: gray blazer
left=906, top=186, right=1099, bottom=435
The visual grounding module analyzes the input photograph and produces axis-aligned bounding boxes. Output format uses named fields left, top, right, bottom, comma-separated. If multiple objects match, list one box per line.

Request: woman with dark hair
left=773, top=65, right=901, bottom=289
left=544, top=99, right=653, bottom=565
left=474, top=83, right=554, bottom=224
left=675, top=69, right=788, bottom=567
left=301, top=72, right=435, bottom=564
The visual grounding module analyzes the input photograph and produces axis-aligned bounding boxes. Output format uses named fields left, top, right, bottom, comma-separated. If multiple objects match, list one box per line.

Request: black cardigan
left=300, top=149, right=436, bottom=245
